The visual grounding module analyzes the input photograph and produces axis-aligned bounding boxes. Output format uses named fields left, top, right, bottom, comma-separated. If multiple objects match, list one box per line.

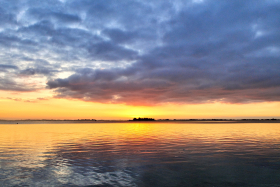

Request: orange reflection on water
left=1, top=122, right=280, bottom=153
left=0, top=122, right=280, bottom=171
left=1, top=122, right=280, bottom=145
left=1, top=122, right=280, bottom=186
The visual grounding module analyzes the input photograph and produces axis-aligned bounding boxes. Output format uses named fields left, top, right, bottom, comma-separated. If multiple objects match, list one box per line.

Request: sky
left=0, top=0, right=280, bottom=120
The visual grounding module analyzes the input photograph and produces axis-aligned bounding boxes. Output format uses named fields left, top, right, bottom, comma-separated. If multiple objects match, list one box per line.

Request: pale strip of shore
left=0, top=119, right=279, bottom=124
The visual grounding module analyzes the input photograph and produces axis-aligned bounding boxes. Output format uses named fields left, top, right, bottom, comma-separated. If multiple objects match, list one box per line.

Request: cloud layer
left=1, top=0, right=280, bottom=105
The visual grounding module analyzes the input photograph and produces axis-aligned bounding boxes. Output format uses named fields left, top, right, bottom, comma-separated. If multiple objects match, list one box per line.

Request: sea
left=0, top=121, right=280, bottom=187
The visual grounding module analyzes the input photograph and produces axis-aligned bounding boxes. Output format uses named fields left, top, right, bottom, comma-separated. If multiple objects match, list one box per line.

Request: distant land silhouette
left=0, top=118, right=279, bottom=125
left=130, top=117, right=155, bottom=121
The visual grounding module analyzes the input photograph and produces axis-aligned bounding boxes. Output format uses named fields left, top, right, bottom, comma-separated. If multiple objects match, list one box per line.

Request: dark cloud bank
left=1, top=0, right=280, bottom=105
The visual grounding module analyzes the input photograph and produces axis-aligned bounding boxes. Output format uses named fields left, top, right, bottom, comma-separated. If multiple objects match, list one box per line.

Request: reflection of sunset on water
left=1, top=122, right=280, bottom=145
left=1, top=122, right=280, bottom=186
left=1, top=122, right=280, bottom=160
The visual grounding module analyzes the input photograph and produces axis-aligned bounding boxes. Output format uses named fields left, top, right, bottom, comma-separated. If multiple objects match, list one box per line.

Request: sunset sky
left=0, top=0, right=280, bottom=120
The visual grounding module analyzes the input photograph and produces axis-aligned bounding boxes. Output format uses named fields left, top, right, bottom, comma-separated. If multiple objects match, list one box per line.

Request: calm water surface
left=1, top=122, right=280, bottom=187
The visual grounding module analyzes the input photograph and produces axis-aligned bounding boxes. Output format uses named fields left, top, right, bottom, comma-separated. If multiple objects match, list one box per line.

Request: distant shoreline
left=0, top=119, right=279, bottom=124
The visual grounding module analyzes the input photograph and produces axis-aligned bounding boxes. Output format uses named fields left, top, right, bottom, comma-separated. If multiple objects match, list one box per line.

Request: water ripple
left=1, top=122, right=280, bottom=186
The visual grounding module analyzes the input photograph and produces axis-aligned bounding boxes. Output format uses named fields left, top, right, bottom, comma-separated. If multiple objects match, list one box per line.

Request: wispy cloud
left=0, top=0, right=279, bottom=105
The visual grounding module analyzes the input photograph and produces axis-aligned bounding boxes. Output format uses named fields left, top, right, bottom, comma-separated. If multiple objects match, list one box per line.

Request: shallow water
left=0, top=122, right=280, bottom=187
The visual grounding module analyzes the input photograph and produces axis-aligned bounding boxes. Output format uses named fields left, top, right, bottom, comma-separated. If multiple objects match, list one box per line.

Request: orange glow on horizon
left=0, top=90, right=280, bottom=120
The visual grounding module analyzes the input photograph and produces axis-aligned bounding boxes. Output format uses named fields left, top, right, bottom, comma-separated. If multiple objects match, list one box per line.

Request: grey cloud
left=17, top=58, right=59, bottom=76
left=102, top=29, right=140, bottom=44
left=0, top=78, right=35, bottom=92
left=27, top=8, right=81, bottom=23
left=102, top=28, right=156, bottom=45
left=0, top=7, right=17, bottom=27
left=0, top=0, right=279, bottom=104
left=46, top=62, right=280, bottom=105
left=47, top=78, right=69, bottom=89
left=0, top=64, right=18, bottom=73
left=20, top=67, right=53, bottom=76
left=0, top=64, right=18, bottom=69
left=87, top=41, right=138, bottom=61
left=19, top=20, right=55, bottom=37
